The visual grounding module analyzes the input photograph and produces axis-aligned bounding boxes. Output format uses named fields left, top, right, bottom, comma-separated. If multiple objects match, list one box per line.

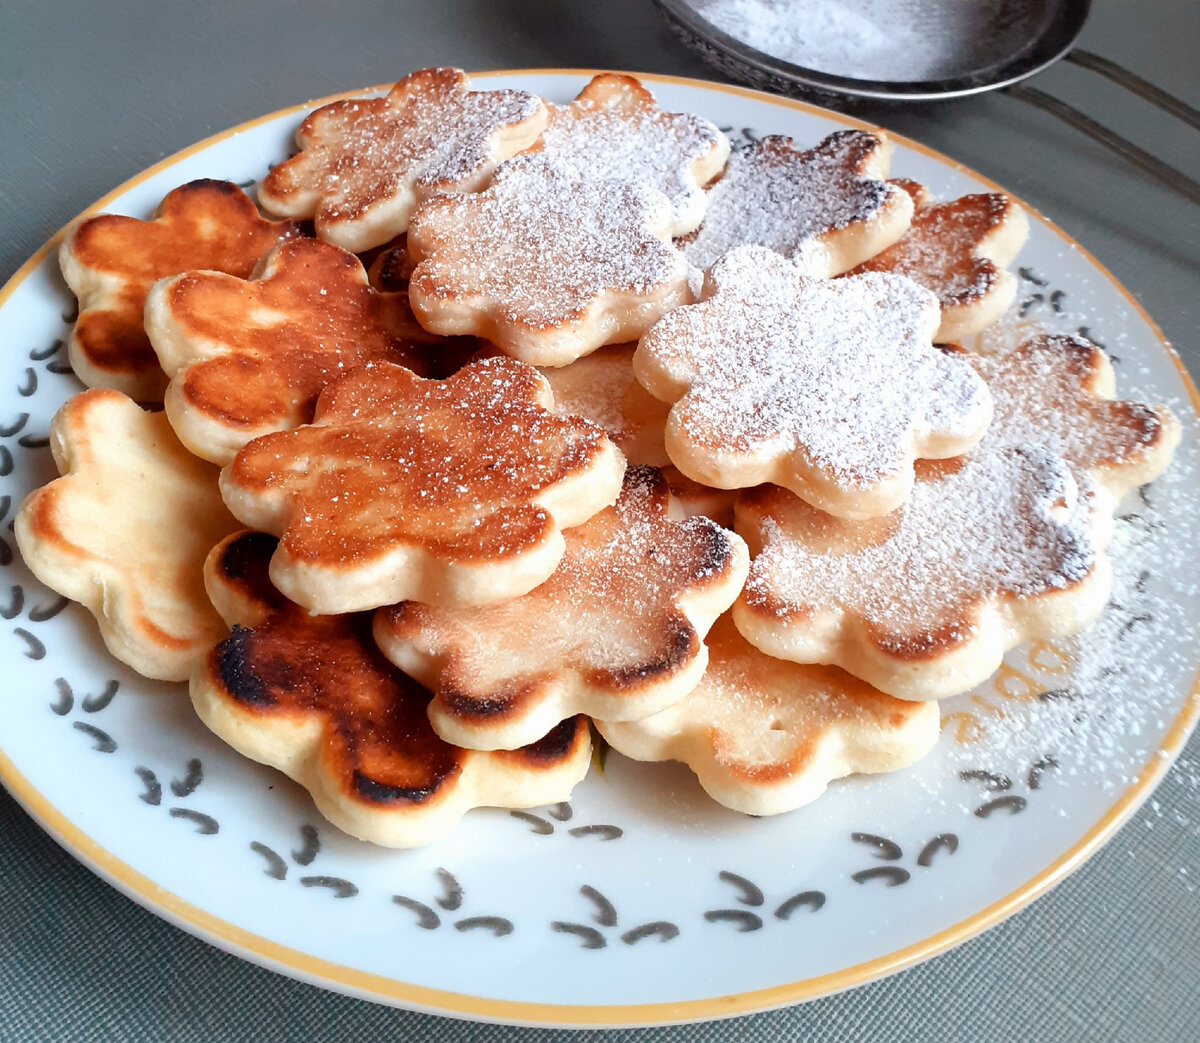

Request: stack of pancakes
left=16, top=68, right=1180, bottom=845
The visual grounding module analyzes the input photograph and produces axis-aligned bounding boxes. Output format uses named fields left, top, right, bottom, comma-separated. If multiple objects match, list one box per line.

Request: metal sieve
left=657, top=0, right=1200, bottom=205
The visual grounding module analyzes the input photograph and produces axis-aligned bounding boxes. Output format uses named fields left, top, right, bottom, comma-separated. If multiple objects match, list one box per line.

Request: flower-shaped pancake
left=146, top=238, right=439, bottom=465
left=15, top=390, right=240, bottom=680
left=681, top=131, right=914, bottom=277
left=192, top=531, right=591, bottom=848
left=974, top=331, right=1180, bottom=501
left=408, top=156, right=692, bottom=366
left=59, top=179, right=304, bottom=401
left=634, top=246, right=993, bottom=518
left=733, top=334, right=1179, bottom=701
left=598, top=616, right=939, bottom=816
left=258, top=67, right=547, bottom=252
left=374, top=467, right=749, bottom=750
left=220, top=357, right=626, bottom=614
left=848, top=180, right=1029, bottom=342
left=529, top=73, right=729, bottom=236
left=734, top=446, right=1105, bottom=701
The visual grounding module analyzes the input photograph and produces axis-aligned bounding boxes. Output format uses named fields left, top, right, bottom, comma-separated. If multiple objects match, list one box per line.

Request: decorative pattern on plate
left=551, top=884, right=681, bottom=949
left=703, top=869, right=826, bottom=930
left=509, top=801, right=624, bottom=841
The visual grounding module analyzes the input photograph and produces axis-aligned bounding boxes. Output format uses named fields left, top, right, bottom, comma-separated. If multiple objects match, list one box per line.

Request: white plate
left=1, top=71, right=1197, bottom=1029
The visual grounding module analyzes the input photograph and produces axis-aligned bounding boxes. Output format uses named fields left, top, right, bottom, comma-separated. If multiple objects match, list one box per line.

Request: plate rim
left=2, top=67, right=1199, bottom=1028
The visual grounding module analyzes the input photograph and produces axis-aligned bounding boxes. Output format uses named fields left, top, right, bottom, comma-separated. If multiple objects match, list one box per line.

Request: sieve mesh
left=693, top=0, right=1054, bottom=84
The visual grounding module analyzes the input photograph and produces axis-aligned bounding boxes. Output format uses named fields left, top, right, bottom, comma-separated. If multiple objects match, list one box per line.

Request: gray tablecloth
left=2, top=1, right=1197, bottom=1039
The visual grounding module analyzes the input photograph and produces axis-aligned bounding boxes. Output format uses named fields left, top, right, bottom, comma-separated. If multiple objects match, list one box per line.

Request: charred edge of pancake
left=520, top=716, right=586, bottom=763
left=602, top=619, right=699, bottom=690
left=376, top=246, right=409, bottom=291
left=215, top=625, right=273, bottom=706
left=1036, top=333, right=1104, bottom=378
left=692, top=513, right=738, bottom=576
left=1028, top=335, right=1166, bottom=448
left=215, top=531, right=281, bottom=604
left=352, top=771, right=441, bottom=806
left=177, top=178, right=247, bottom=200
left=625, top=463, right=671, bottom=499
left=441, top=681, right=516, bottom=721
left=1121, top=402, right=1166, bottom=448
left=630, top=464, right=737, bottom=577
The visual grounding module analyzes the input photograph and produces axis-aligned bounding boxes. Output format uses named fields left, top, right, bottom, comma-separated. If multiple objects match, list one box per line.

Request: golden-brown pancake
left=527, top=73, right=729, bottom=237
left=59, top=179, right=305, bottom=400
left=258, top=67, right=548, bottom=252
left=14, top=389, right=239, bottom=680
left=539, top=343, right=672, bottom=466
left=407, top=154, right=692, bottom=367
left=598, top=615, right=939, bottom=816
left=732, top=333, right=1179, bottom=701
left=192, top=531, right=591, bottom=848
left=145, top=237, right=442, bottom=465
left=374, top=467, right=749, bottom=750
left=679, top=131, right=914, bottom=278
left=634, top=246, right=993, bottom=518
left=219, top=357, right=626, bottom=614
left=848, top=179, right=1029, bottom=342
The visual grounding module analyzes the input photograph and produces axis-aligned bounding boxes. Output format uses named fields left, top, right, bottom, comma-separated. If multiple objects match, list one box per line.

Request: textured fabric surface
left=1, top=1, right=1198, bottom=1040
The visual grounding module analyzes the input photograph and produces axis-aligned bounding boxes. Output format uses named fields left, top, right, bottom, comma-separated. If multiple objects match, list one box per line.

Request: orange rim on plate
left=1, top=69, right=1198, bottom=1027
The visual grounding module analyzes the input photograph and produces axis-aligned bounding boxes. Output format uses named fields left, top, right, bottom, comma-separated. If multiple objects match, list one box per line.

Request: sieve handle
left=1064, top=49, right=1200, bottom=132
left=1006, top=53, right=1200, bottom=207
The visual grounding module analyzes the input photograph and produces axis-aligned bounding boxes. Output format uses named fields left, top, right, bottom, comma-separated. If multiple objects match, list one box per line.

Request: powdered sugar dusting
left=745, top=442, right=1097, bottom=635
left=683, top=133, right=893, bottom=274
left=536, top=76, right=728, bottom=236
left=851, top=186, right=1010, bottom=301
left=913, top=329, right=1200, bottom=797
left=260, top=68, right=545, bottom=248
left=974, top=330, right=1173, bottom=493
left=696, top=0, right=1043, bottom=83
left=410, top=155, right=689, bottom=330
left=383, top=467, right=742, bottom=686
left=641, top=246, right=990, bottom=490
left=934, top=440, right=1200, bottom=808
left=741, top=327, right=1179, bottom=648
